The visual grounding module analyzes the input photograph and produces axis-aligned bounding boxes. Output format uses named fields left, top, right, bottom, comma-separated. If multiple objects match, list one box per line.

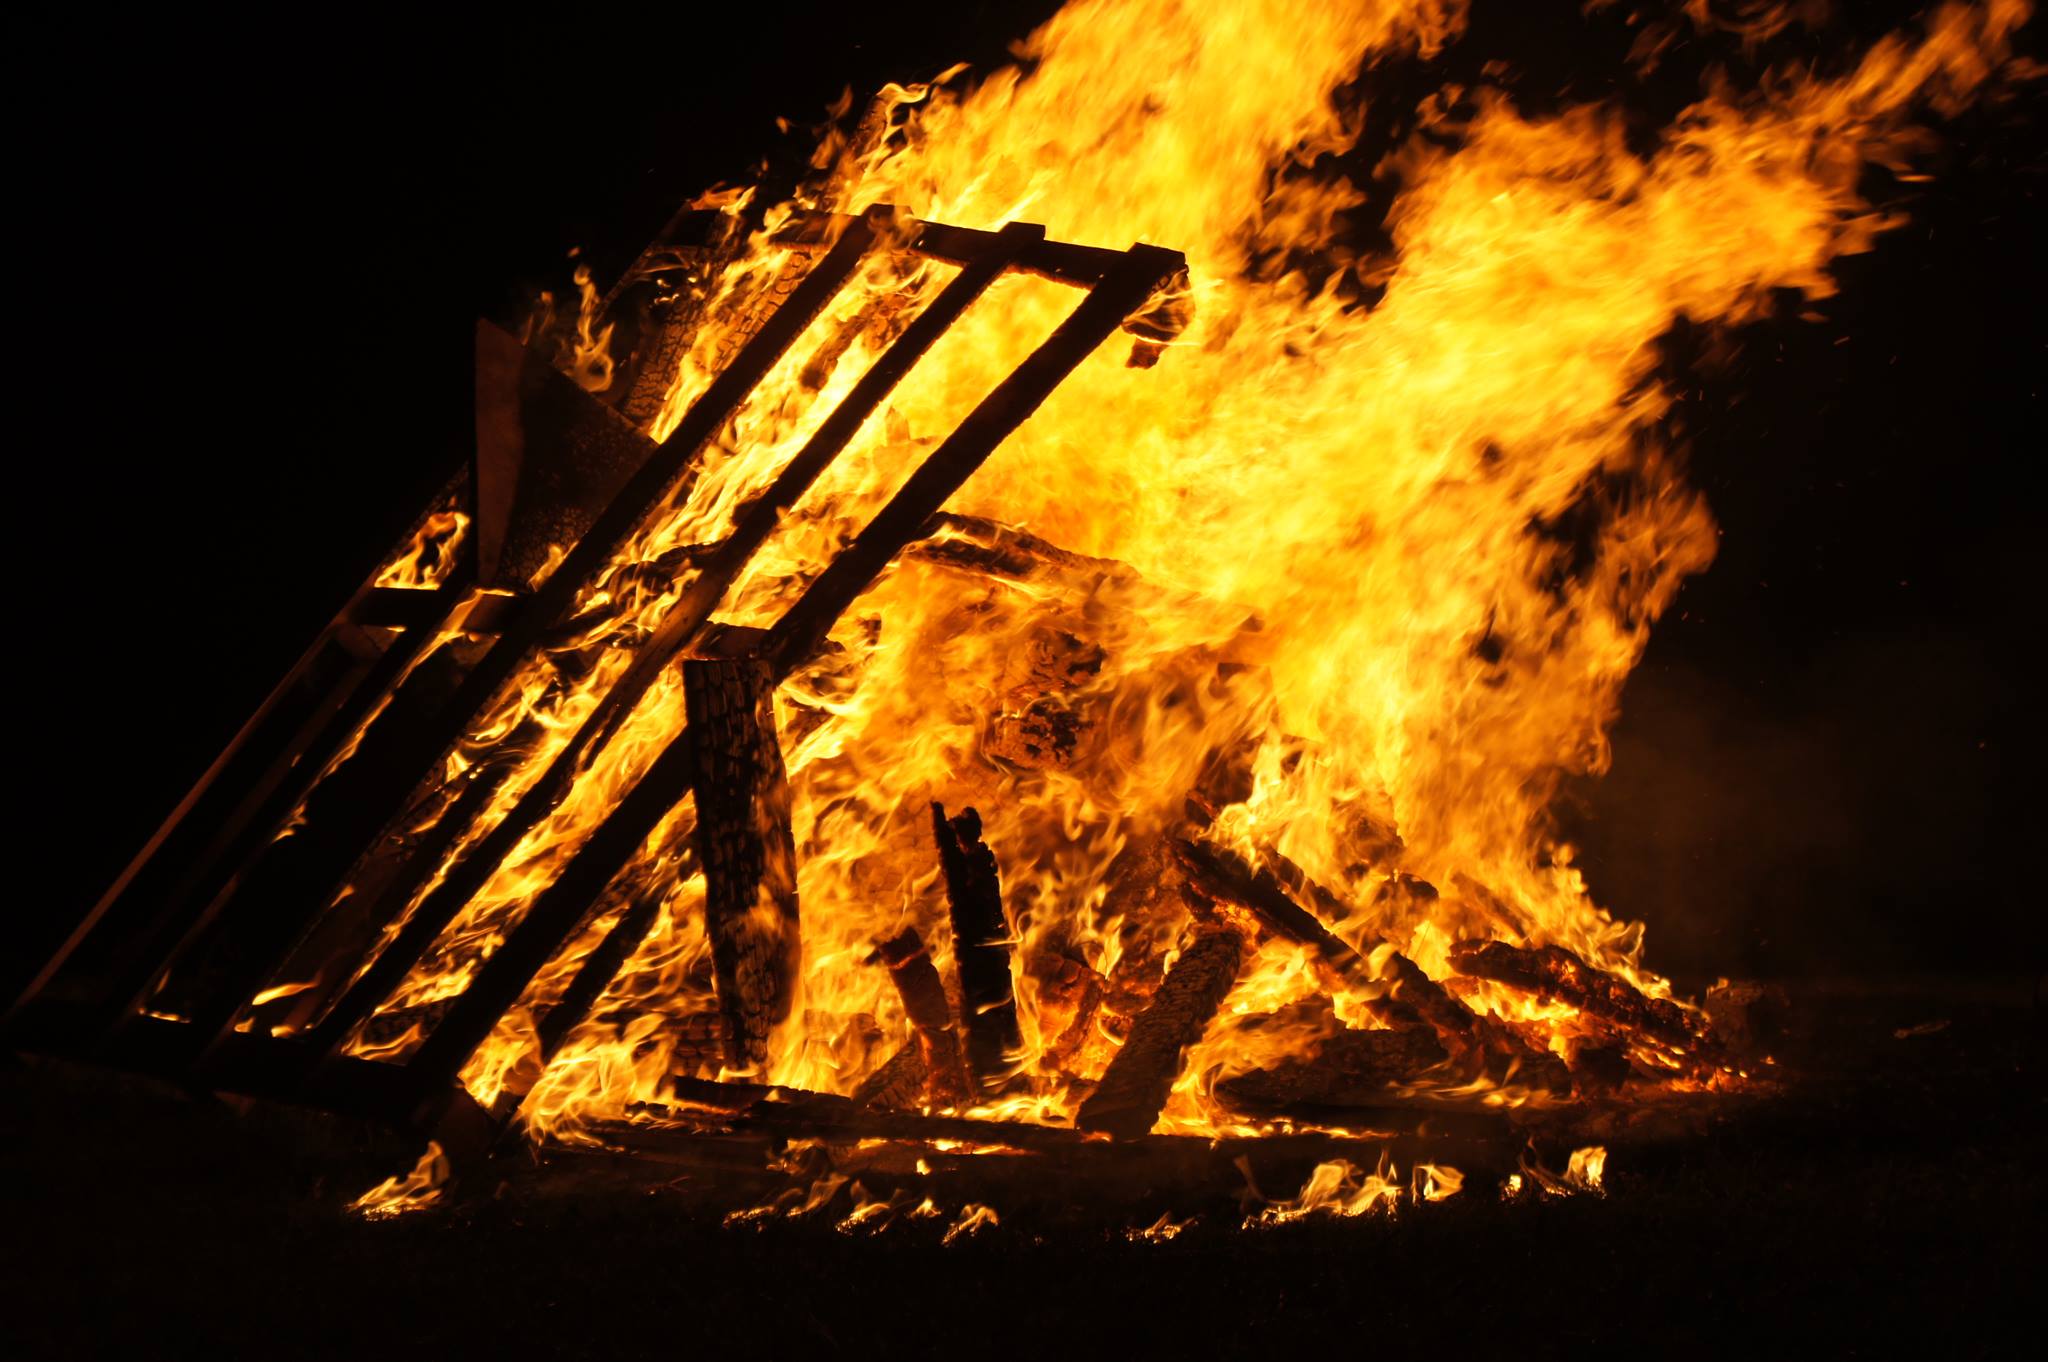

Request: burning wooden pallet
left=6, top=199, right=1742, bottom=1202
left=8, top=208, right=1177, bottom=1143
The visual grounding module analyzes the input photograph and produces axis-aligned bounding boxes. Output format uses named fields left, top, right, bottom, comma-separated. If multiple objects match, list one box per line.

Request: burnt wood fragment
left=474, top=319, right=665, bottom=591
left=1171, top=838, right=1368, bottom=976
left=1215, top=1007, right=1450, bottom=1118
left=1172, top=839, right=1571, bottom=1084
left=876, top=927, right=970, bottom=1107
left=931, top=803, right=1024, bottom=1097
left=852, top=1043, right=929, bottom=1110
left=1076, top=927, right=1245, bottom=1139
left=1029, top=950, right=1107, bottom=1075
left=1705, top=978, right=1789, bottom=1058
left=1448, top=940, right=1698, bottom=1049
left=686, top=656, right=801, bottom=1070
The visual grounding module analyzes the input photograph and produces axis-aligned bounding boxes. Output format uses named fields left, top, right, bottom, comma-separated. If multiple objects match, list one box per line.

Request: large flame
left=326, top=0, right=2030, bottom=1141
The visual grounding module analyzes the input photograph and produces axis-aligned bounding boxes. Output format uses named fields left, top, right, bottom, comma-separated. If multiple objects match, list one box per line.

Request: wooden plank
left=1076, top=927, right=1245, bottom=1139
left=11, top=580, right=460, bottom=1029
left=403, top=729, right=703, bottom=1088
left=102, top=614, right=475, bottom=1038
left=772, top=210, right=1131, bottom=289
left=876, top=927, right=970, bottom=1107
left=931, top=803, right=1024, bottom=1097
left=684, top=655, right=801, bottom=1070
left=473, top=319, right=670, bottom=591
left=239, top=756, right=511, bottom=1067
left=6, top=1000, right=451, bottom=1129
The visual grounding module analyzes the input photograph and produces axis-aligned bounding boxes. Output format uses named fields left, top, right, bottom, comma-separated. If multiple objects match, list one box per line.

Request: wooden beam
left=876, top=927, right=969, bottom=1107
left=1076, top=927, right=1245, bottom=1139
left=404, top=729, right=703, bottom=1089
left=931, top=803, right=1025, bottom=1098
left=1449, top=939, right=1703, bottom=1050
left=685, top=655, right=801, bottom=1070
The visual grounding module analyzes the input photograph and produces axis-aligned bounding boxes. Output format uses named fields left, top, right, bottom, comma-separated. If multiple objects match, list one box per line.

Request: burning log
left=875, top=927, right=970, bottom=1107
left=851, top=1044, right=928, bottom=1111
left=1172, top=838, right=1570, bottom=1088
left=665, top=1074, right=1077, bottom=1153
left=1171, top=837, right=1367, bottom=976
left=931, top=803, right=1025, bottom=1097
left=686, top=654, right=802, bottom=1070
left=1447, top=940, right=1699, bottom=1051
left=1028, top=949, right=1106, bottom=1074
left=642, top=1075, right=1516, bottom=1176
left=1214, top=1002, right=1450, bottom=1118
left=1076, top=927, right=1245, bottom=1139
left=983, top=626, right=1106, bottom=772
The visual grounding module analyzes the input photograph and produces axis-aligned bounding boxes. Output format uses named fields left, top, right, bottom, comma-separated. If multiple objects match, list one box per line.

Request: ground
left=4, top=978, right=2040, bottom=1361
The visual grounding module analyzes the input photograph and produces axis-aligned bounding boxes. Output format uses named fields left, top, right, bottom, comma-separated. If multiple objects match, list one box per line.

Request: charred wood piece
left=852, top=1044, right=929, bottom=1110
left=630, top=1074, right=1517, bottom=1176
left=1214, top=1001, right=1450, bottom=1119
left=931, top=804, right=1024, bottom=1097
left=1448, top=940, right=1699, bottom=1051
left=687, top=656, right=802, bottom=1070
left=1705, top=978, right=1789, bottom=1059
left=905, top=513, right=1138, bottom=587
left=876, top=928, right=970, bottom=1107
left=1171, top=838, right=1367, bottom=976
left=1028, top=950, right=1107, bottom=1075
left=1076, top=927, right=1245, bottom=1139
left=1173, top=839, right=1564, bottom=1083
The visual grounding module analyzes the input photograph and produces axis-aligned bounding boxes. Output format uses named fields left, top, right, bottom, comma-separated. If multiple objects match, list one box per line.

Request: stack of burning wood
left=625, top=784, right=1744, bottom=1169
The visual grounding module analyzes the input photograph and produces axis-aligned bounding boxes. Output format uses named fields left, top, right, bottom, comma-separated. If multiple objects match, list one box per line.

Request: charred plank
left=1448, top=940, right=1698, bottom=1049
left=931, top=804, right=1024, bottom=1097
left=686, top=656, right=801, bottom=1070
left=876, top=927, right=970, bottom=1107
left=851, top=1043, right=929, bottom=1111
left=1076, top=927, right=1244, bottom=1139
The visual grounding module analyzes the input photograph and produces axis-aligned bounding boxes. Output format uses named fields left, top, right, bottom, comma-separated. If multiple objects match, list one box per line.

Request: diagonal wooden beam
left=762, top=242, right=1186, bottom=677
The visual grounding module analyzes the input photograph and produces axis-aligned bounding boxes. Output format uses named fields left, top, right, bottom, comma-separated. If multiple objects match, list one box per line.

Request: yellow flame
left=1248, top=1149, right=1460, bottom=1224
left=348, top=1142, right=449, bottom=1220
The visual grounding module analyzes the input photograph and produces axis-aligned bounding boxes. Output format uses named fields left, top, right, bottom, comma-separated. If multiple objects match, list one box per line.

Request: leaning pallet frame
left=6, top=205, right=1188, bottom=1166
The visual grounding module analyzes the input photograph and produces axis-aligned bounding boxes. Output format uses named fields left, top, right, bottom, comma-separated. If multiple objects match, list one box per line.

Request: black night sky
left=22, top=0, right=2043, bottom=986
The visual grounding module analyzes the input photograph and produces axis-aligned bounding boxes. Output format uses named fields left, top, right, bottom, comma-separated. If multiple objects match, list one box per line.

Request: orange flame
left=323, top=0, right=2031, bottom=1147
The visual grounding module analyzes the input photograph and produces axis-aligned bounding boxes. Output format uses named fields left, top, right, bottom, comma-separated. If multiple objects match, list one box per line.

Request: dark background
left=21, top=1, right=2041, bottom=985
